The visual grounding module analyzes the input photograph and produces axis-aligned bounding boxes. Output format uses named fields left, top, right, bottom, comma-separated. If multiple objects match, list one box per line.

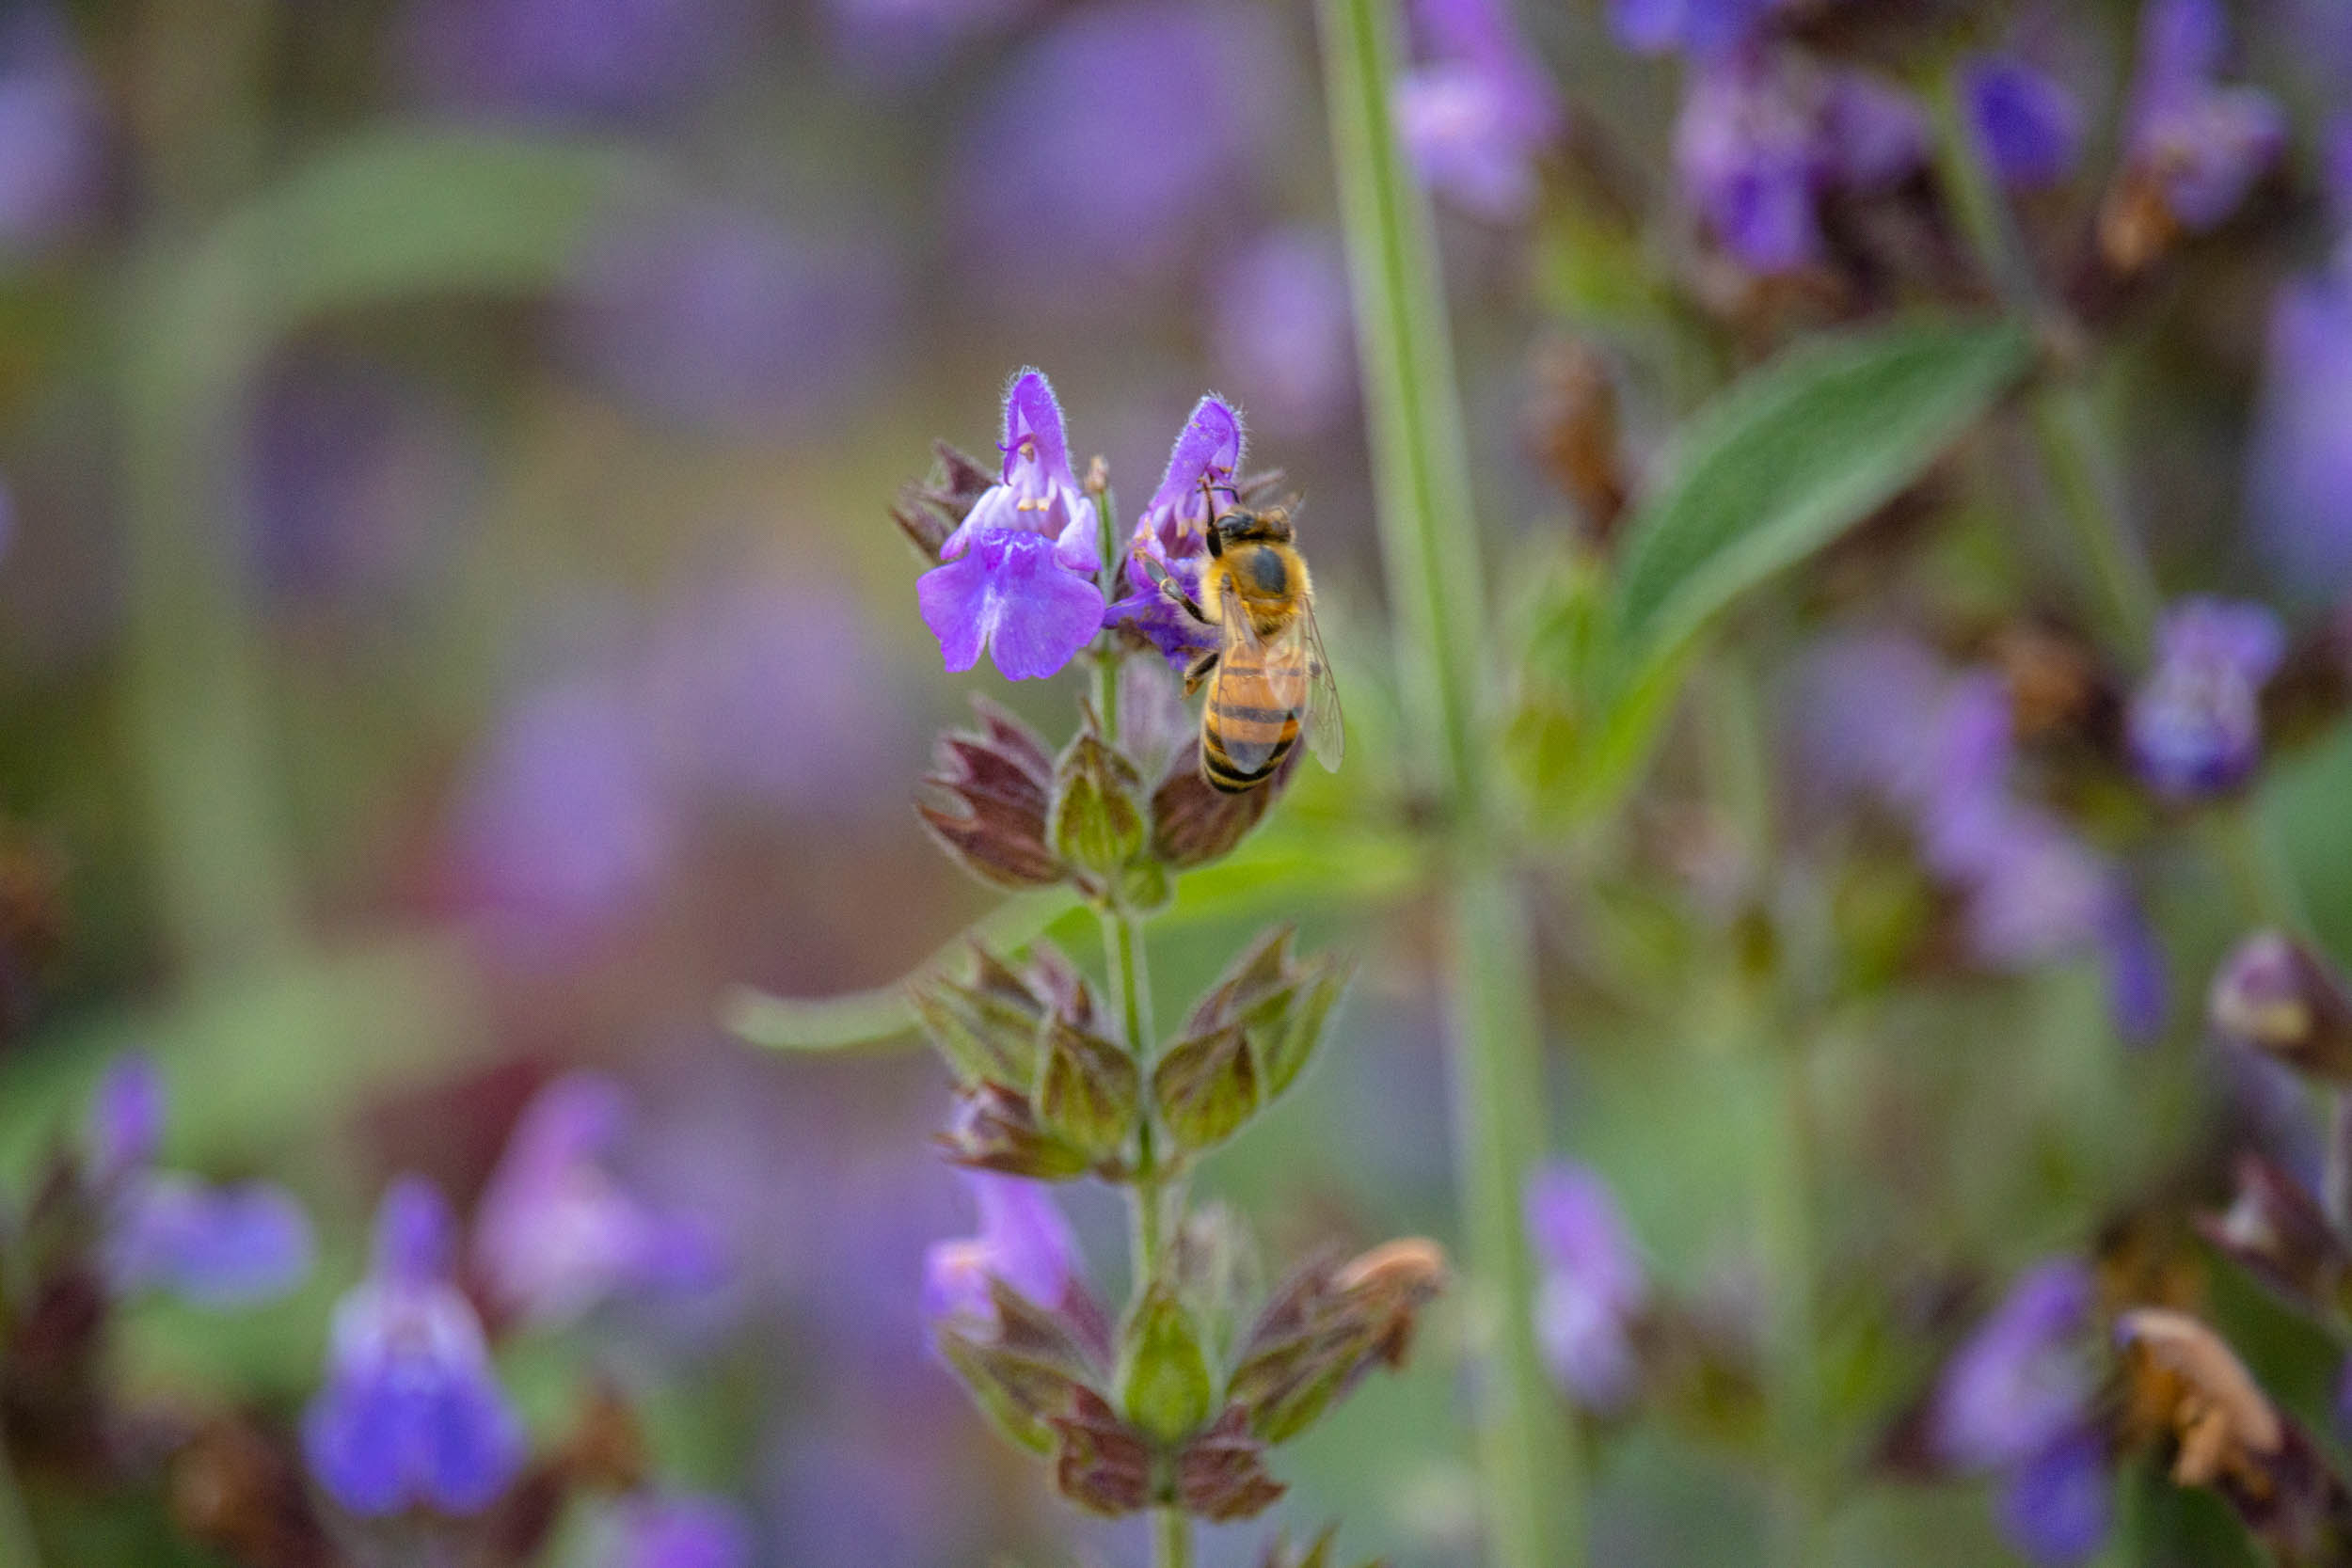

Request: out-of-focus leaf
left=1609, top=319, right=2031, bottom=673
left=723, top=888, right=1081, bottom=1053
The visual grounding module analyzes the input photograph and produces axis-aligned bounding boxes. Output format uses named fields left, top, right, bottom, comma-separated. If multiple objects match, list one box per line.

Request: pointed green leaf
left=1609, top=319, right=2031, bottom=674
left=1035, top=1019, right=1139, bottom=1162
left=1152, top=1025, right=1262, bottom=1152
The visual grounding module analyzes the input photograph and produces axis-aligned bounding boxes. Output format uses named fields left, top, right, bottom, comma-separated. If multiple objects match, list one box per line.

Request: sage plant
left=896, top=369, right=1443, bottom=1567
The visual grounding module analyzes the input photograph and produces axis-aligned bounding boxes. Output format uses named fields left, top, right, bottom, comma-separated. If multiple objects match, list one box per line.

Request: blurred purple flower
left=921, top=1170, right=1079, bottom=1324
left=2249, top=269, right=2352, bottom=602
left=1104, top=393, right=1245, bottom=670
left=1609, top=0, right=1777, bottom=58
left=0, top=8, right=105, bottom=258
left=303, top=1178, right=526, bottom=1517
left=917, top=369, right=1104, bottom=682
left=1393, top=0, right=1565, bottom=220
left=1964, top=55, right=2082, bottom=191
left=1934, top=1259, right=2110, bottom=1565
left=246, top=356, right=477, bottom=602
left=1208, top=230, right=1354, bottom=440
left=474, top=1073, right=723, bottom=1329
left=403, top=0, right=752, bottom=121
left=87, top=1055, right=313, bottom=1309
left=596, top=1493, right=753, bottom=1568
left=951, top=2, right=1279, bottom=301
left=453, top=678, right=677, bottom=935
left=2123, top=0, right=2283, bottom=230
left=1674, top=49, right=1926, bottom=274
left=1525, top=1161, right=1648, bottom=1414
left=2125, top=597, right=2285, bottom=801
left=560, top=205, right=901, bottom=437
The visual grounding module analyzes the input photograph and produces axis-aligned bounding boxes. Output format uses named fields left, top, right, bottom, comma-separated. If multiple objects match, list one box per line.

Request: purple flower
left=2125, top=597, right=2285, bottom=801
left=1103, top=394, right=1245, bottom=670
left=1609, top=0, right=1776, bottom=59
left=402, top=0, right=753, bottom=122
left=2123, top=0, right=2283, bottom=230
left=2249, top=269, right=2352, bottom=602
left=950, top=3, right=1279, bottom=301
left=596, top=1493, right=752, bottom=1568
left=917, top=370, right=1104, bottom=683
left=473, top=1073, right=723, bottom=1328
left=1393, top=0, right=1564, bottom=220
left=0, top=8, right=105, bottom=259
left=87, top=1055, right=313, bottom=1309
left=1934, top=1260, right=2111, bottom=1565
left=1674, top=49, right=1926, bottom=274
left=1964, top=55, right=2082, bottom=192
left=453, top=677, right=676, bottom=936
left=558, top=204, right=902, bottom=437
left=1210, top=230, right=1355, bottom=440
left=920, top=1171, right=1079, bottom=1324
left=303, top=1178, right=526, bottom=1518
left=1524, top=1162, right=1648, bottom=1414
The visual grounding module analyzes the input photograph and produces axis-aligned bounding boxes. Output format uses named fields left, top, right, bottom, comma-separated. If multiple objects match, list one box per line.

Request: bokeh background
left=8, top=0, right=2352, bottom=1563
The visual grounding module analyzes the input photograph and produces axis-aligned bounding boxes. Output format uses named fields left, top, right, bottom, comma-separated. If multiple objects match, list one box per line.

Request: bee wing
left=1301, top=595, right=1344, bottom=772
left=1208, top=583, right=1307, bottom=778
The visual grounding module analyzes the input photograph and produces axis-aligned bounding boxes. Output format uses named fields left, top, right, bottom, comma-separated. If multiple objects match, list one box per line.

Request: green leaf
left=1608, top=319, right=2031, bottom=675
left=1152, top=1025, right=1262, bottom=1152
left=1034, top=1019, right=1140, bottom=1162
left=1120, top=1284, right=1217, bottom=1442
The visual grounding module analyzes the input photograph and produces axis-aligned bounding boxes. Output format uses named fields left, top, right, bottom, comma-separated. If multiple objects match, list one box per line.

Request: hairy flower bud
left=1049, top=1387, right=1154, bottom=1515
left=1049, top=726, right=1147, bottom=880
left=911, top=945, right=1063, bottom=1087
left=1152, top=929, right=1352, bottom=1154
left=1173, top=1403, right=1287, bottom=1522
left=937, top=1083, right=1092, bottom=1180
left=917, top=698, right=1064, bottom=890
left=1151, top=739, right=1292, bottom=869
left=2209, top=931, right=2352, bottom=1082
left=937, top=1276, right=1107, bottom=1458
left=1228, top=1239, right=1448, bottom=1445
left=2194, top=1155, right=2348, bottom=1315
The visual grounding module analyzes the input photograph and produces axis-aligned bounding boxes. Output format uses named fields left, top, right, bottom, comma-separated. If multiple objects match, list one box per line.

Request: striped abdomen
left=1201, top=644, right=1305, bottom=793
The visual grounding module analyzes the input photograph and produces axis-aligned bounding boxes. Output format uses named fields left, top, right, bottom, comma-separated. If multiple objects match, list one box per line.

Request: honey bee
left=1147, top=483, right=1343, bottom=793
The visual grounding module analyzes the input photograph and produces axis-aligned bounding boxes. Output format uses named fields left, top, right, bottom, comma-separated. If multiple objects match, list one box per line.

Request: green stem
left=1317, top=0, right=1580, bottom=1562
left=1091, top=625, right=1184, bottom=1568
left=1929, top=62, right=2161, bottom=663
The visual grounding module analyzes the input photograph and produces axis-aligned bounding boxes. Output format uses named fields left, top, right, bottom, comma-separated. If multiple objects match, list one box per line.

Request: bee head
left=1207, top=500, right=1297, bottom=556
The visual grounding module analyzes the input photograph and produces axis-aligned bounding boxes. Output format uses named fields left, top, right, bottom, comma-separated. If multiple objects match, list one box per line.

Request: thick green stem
left=1316, top=0, right=1580, bottom=1562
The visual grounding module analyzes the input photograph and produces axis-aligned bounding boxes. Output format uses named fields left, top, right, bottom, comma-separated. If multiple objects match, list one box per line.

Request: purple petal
left=1395, top=63, right=1543, bottom=220
left=2249, top=273, right=2352, bottom=599
left=916, top=532, right=1104, bottom=682
left=2125, top=597, right=2284, bottom=800
left=1610, top=0, right=1688, bottom=54
left=1001, top=368, right=1076, bottom=487
left=922, top=1171, right=1077, bottom=1324
left=1819, top=71, right=1928, bottom=191
left=1997, top=1427, right=2112, bottom=1566
left=88, top=1053, right=164, bottom=1178
left=1525, top=1162, right=1649, bottom=1411
left=2099, top=894, right=2169, bottom=1046
left=1934, top=1259, right=2095, bottom=1472
left=1148, top=395, right=1247, bottom=522
left=1964, top=55, right=2082, bottom=191
left=608, top=1494, right=754, bottom=1568
left=1675, top=55, right=1826, bottom=274
left=373, top=1175, right=456, bottom=1288
left=1209, top=230, right=1354, bottom=439
left=109, top=1175, right=314, bottom=1308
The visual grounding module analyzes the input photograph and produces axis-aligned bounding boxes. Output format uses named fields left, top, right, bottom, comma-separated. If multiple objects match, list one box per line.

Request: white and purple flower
left=1932, top=1260, right=2111, bottom=1565
left=1963, top=55, right=2084, bottom=192
left=473, top=1072, right=723, bottom=1329
left=1393, top=0, right=1565, bottom=221
left=2125, top=597, right=2285, bottom=802
left=1524, top=1161, right=1649, bottom=1414
left=916, top=369, right=1105, bottom=683
left=302, top=1178, right=526, bottom=1517
left=2122, top=0, right=2284, bottom=232
left=1103, top=393, right=1247, bottom=671
left=87, top=1055, right=314, bottom=1310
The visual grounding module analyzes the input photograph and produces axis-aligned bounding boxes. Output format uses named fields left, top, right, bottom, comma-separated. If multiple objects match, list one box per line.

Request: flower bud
left=1228, top=1238, right=1448, bottom=1445
left=1035, top=1018, right=1139, bottom=1165
left=1120, top=1283, right=1217, bottom=1443
left=2193, top=1155, right=2347, bottom=1315
left=1173, top=1403, right=1287, bottom=1522
left=1151, top=739, right=1292, bottom=870
left=910, top=946, right=1060, bottom=1087
left=1152, top=929, right=1352, bottom=1153
left=1049, top=1387, right=1154, bottom=1515
left=937, top=1276, right=1105, bottom=1458
left=2209, top=931, right=2352, bottom=1082
left=936, top=1083, right=1091, bottom=1180
left=916, top=698, right=1064, bottom=890
left=890, top=440, right=997, bottom=565
left=1152, top=1025, right=1259, bottom=1153
left=1049, top=727, right=1147, bottom=880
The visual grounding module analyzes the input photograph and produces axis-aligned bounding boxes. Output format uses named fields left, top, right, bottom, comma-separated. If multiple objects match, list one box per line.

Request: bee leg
left=1141, top=556, right=1212, bottom=625
left=1184, top=650, right=1219, bottom=697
